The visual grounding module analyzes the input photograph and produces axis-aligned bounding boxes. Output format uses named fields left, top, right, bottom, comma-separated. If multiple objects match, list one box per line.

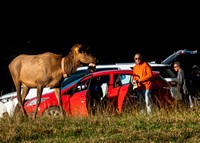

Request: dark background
left=0, top=38, right=199, bottom=95
left=0, top=5, right=199, bottom=94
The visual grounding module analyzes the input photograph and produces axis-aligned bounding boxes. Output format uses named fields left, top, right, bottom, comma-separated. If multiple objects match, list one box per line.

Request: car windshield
left=61, top=68, right=119, bottom=88
left=61, top=70, right=86, bottom=88
left=61, top=78, right=81, bottom=90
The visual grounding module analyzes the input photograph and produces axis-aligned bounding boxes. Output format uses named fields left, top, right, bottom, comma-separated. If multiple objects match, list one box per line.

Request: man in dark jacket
left=174, top=62, right=190, bottom=105
left=190, top=65, right=200, bottom=106
left=85, top=63, right=103, bottom=114
left=85, top=63, right=96, bottom=75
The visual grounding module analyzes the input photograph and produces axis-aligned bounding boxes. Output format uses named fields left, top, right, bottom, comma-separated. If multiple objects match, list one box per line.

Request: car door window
left=61, top=70, right=86, bottom=88
left=114, top=74, right=132, bottom=88
left=75, top=78, right=91, bottom=93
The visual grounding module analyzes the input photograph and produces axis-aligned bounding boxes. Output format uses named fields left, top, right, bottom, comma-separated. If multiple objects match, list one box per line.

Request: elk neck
left=61, top=57, right=68, bottom=78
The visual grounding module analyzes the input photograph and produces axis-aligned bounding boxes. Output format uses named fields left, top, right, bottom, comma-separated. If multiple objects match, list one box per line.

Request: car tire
left=43, top=107, right=61, bottom=117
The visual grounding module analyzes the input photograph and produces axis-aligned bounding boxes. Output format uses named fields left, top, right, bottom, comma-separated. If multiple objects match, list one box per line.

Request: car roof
left=77, top=62, right=170, bottom=71
left=91, top=70, right=133, bottom=77
left=115, top=62, right=169, bottom=67
left=77, top=64, right=121, bottom=70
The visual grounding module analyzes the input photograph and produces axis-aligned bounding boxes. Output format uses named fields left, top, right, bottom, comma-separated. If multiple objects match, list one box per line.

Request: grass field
left=0, top=105, right=200, bottom=142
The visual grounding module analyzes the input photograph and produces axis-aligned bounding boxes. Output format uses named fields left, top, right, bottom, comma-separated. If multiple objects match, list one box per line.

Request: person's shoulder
left=180, top=69, right=185, bottom=73
left=133, top=64, right=138, bottom=68
left=143, top=62, right=148, bottom=65
left=179, top=69, right=185, bottom=76
left=143, top=62, right=151, bottom=67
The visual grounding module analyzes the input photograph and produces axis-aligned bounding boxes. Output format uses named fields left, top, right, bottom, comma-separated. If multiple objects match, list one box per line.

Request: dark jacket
left=177, top=69, right=189, bottom=95
left=190, top=71, right=200, bottom=97
left=85, top=66, right=96, bottom=75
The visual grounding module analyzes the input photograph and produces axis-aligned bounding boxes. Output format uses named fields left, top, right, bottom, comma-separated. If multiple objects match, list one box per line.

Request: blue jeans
left=137, top=89, right=152, bottom=115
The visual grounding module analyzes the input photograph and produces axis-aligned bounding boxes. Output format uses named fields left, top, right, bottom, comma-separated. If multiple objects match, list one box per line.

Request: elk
left=8, top=44, right=97, bottom=118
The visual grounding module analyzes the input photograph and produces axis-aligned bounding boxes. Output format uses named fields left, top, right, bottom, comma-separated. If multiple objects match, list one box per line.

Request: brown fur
left=8, top=44, right=97, bottom=118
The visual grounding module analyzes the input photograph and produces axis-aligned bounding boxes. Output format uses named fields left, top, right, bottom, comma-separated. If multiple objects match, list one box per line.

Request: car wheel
left=43, top=107, right=61, bottom=117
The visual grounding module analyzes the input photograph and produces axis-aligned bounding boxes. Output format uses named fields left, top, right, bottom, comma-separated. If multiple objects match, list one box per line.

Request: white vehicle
left=0, top=88, right=54, bottom=117
left=0, top=49, right=197, bottom=117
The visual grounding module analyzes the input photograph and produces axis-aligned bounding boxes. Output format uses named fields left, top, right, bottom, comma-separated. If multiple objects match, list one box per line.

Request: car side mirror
left=67, top=88, right=74, bottom=97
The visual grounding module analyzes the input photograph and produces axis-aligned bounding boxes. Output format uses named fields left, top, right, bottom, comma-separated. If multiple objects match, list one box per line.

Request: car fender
left=0, top=102, right=6, bottom=118
left=4, top=98, right=18, bottom=117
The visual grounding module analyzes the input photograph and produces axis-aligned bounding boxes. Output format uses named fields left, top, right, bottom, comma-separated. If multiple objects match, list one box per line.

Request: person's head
left=134, top=53, right=143, bottom=65
left=192, top=65, right=199, bottom=74
left=174, top=61, right=181, bottom=72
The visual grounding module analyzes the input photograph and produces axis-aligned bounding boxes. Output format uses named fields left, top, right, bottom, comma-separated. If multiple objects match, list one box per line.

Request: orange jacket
left=133, top=62, right=153, bottom=91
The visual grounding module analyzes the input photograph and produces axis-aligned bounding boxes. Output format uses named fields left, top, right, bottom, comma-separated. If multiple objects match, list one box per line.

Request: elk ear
left=75, top=47, right=79, bottom=53
left=71, top=44, right=82, bottom=54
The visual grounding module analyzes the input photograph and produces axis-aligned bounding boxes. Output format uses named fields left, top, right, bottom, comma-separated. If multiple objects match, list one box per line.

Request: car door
left=70, top=76, right=92, bottom=117
left=109, top=74, right=132, bottom=114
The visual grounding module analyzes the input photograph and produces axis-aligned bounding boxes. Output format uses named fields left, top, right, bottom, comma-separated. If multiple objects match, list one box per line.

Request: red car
left=24, top=70, right=174, bottom=117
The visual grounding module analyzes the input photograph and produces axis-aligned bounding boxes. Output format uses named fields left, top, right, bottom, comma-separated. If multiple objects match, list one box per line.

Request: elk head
left=71, top=44, right=97, bottom=64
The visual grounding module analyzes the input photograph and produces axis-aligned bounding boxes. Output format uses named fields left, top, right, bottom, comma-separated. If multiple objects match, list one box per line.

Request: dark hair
left=174, top=61, right=181, bottom=67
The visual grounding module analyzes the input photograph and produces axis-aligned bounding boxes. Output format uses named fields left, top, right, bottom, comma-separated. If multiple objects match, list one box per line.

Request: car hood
left=0, top=92, right=17, bottom=100
left=0, top=88, right=54, bottom=102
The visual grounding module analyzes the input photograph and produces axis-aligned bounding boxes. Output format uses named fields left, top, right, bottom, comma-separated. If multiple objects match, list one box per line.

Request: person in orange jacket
left=133, top=53, right=153, bottom=115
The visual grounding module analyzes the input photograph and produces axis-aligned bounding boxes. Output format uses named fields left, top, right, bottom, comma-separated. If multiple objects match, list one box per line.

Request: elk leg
left=33, top=85, right=43, bottom=119
left=21, top=84, right=30, bottom=105
left=54, top=88, right=65, bottom=117
left=14, top=81, right=27, bottom=116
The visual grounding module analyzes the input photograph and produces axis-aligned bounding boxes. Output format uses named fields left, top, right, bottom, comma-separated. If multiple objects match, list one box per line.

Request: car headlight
left=26, top=97, right=50, bottom=107
left=0, top=97, right=13, bottom=103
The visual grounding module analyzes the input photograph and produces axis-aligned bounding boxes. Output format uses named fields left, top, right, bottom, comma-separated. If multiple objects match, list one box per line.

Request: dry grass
left=0, top=104, right=200, bottom=142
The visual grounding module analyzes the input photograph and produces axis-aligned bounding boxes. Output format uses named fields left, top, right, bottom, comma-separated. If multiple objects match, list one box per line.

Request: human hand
left=132, top=80, right=136, bottom=85
left=136, top=79, right=141, bottom=84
